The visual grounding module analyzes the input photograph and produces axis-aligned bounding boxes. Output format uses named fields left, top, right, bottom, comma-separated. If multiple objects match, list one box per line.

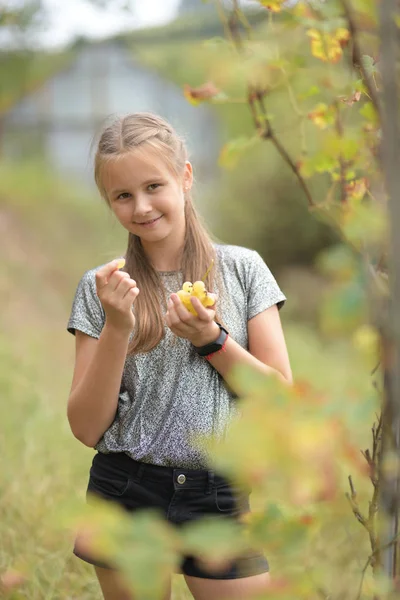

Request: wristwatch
left=193, top=323, right=229, bottom=357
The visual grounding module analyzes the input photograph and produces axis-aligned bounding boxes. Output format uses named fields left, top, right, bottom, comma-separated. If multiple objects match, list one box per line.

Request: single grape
left=203, top=295, right=215, bottom=307
left=182, top=281, right=193, bottom=293
left=177, top=290, right=190, bottom=303
left=192, top=281, right=206, bottom=297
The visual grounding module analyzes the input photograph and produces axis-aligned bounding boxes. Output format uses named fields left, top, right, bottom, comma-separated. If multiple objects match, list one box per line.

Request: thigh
left=184, top=572, right=271, bottom=600
left=95, top=566, right=172, bottom=600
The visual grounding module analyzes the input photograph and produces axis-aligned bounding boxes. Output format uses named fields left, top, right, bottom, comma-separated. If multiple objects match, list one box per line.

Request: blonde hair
left=94, top=112, right=220, bottom=355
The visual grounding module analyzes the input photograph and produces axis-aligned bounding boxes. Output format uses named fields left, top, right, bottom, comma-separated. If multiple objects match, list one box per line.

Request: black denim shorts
left=73, top=452, right=269, bottom=580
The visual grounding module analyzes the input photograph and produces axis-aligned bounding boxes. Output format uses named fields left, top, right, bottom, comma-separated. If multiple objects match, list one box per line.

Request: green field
left=0, top=161, right=377, bottom=598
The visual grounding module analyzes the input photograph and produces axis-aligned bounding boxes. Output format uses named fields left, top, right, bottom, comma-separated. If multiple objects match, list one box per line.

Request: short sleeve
left=67, top=269, right=105, bottom=339
left=246, top=251, right=286, bottom=321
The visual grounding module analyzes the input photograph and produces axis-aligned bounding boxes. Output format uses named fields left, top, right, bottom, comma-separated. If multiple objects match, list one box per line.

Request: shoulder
left=214, top=243, right=260, bottom=267
left=214, top=243, right=266, bottom=280
left=72, top=263, right=110, bottom=305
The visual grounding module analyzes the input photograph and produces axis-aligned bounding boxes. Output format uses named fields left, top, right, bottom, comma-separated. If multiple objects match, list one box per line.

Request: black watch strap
left=194, top=323, right=229, bottom=357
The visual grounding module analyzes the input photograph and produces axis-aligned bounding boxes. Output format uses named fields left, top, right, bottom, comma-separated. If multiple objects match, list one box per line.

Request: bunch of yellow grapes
left=177, top=281, right=215, bottom=315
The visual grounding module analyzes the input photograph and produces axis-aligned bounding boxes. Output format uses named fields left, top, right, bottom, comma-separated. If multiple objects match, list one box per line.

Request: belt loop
left=205, top=470, right=214, bottom=495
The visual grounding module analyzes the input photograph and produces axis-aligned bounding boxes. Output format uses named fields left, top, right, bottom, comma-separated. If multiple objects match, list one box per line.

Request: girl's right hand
left=95, top=259, right=139, bottom=333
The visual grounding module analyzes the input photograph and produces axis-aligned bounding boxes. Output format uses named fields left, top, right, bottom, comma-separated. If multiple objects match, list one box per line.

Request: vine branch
left=341, top=0, right=381, bottom=118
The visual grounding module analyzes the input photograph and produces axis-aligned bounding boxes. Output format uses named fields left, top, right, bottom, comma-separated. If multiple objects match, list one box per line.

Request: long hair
left=94, top=112, right=220, bottom=355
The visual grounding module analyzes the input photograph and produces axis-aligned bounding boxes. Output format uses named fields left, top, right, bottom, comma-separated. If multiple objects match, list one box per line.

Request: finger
left=112, top=273, right=136, bottom=295
left=167, top=297, right=185, bottom=327
left=119, top=277, right=137, bottom=298
left=96, top=259, right=126, bottom=289
left=170, top=294, right=194, bottom=324
left=106, top=271, right=132, bottom=293
left=190, top=297, right=214, bottom=321
left=122, top=285, right=139, bottom=307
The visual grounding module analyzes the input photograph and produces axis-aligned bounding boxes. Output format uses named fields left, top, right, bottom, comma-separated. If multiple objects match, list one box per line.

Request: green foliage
left=0, top=162, right=377, bottom=599
left=0, top=0, right=391, bottom=595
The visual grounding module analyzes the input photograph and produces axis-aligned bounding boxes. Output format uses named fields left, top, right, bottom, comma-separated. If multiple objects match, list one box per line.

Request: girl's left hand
left=165, top=293, right=220, bottom=347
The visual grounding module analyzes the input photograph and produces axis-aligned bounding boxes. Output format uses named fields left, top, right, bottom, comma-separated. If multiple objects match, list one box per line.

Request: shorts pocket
left=215, top=483, right=250, bottom=515
left=87, top=472, right=130, bottom=498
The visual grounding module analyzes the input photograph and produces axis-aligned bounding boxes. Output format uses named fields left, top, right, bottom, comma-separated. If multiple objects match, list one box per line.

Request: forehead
left=101, top=147, right=175, bottom=192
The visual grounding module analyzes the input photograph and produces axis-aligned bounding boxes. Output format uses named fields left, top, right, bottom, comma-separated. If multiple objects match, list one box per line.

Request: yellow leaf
left=307, top=28, right=350, bottom=64
left=352, top=325, right=379, bottom=365
left=308, top=103, right=335, bottom=129
left=259, top=0, right=285, bottom=11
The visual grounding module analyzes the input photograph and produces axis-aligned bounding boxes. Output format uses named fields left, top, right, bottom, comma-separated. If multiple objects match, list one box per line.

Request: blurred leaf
left=307, top=28, right=350, bottom=64
left=345, top=178, right=368, bottom=201
left=299, top=84, right=321, bottom=100
left=181, top=516, right=248, bottom=564
left=319, top=278, right=368, bottom=336
left=203, top=36, right=230, bottom=48
left=340, top=197, right=387, bottom=249
left=308, top=103, right=335, bottom=129
left=218, top=136, right=260, bottom=169
left=361, top=54, right=378, bottom=76
left=359, top=101, right=379, bottom=125
left=258, top=0, right=285, bottom=12
left=299, top=152, right=338, bottom=177
left=352, top=324, right=380, bottom=366
left=183, top=81, right=221, bottom=105
left=73, top=500, right=180, bottom=598
left=323, top=133, right=359, bottom=162
left=316, top=243, right=360, bottom=282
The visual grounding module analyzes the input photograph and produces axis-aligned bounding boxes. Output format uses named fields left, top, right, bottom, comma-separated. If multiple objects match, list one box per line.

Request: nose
left=132, top=193, right=152, bottom=220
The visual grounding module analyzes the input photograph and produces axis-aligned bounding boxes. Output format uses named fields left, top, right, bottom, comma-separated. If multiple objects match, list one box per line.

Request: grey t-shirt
left=67, top=244, right=286, bottom=468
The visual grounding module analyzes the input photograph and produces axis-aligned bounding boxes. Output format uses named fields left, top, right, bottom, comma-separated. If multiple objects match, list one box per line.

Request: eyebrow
left=111, top=178, right=164, bottom=195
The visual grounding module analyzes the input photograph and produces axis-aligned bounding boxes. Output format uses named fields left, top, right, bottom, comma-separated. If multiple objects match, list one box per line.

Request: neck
left=141, top=229, right=185, bottom=272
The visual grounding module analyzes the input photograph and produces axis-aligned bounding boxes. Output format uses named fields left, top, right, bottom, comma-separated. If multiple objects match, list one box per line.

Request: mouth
left=134, top=215, right=163, bottom=227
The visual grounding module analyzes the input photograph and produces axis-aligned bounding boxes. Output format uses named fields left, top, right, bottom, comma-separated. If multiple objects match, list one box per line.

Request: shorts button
left=177, top=474, right=186, bottom=484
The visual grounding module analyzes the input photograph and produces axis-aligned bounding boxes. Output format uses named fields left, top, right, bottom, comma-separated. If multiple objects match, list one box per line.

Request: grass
left=0, top=162, right=378, bottom=598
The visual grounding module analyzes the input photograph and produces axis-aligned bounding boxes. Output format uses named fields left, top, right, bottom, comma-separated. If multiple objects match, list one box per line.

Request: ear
left=183, top=161, right=193, bottom=192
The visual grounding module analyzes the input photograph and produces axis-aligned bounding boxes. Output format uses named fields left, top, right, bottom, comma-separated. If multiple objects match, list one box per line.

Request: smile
left=134, top=216, right=163, bottom=227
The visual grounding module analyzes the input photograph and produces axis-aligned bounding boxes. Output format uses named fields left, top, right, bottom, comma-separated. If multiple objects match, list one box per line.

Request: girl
left=67, top=112, right=292, bottom=600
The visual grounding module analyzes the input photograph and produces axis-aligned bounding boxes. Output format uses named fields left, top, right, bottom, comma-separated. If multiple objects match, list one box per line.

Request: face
left=101, top=147, right=193, bottom=246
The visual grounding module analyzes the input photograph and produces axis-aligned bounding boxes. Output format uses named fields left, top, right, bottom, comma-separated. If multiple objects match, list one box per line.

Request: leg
left=95, top=566, right=172, bottom=600
left=184, top=572, right=270, bottom=600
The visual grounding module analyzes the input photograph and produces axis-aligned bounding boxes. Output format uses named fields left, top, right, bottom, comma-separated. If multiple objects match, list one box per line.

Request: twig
left=222, top=3, right=315, bottom=208
left=254, top=89, right=315, bottom=207
left=334, top=100, right=348, bottom=204
left=347, top=475, right=368, bottom=527
left=340, top=0, right=381, bottom=118
left=356, top=532, right=400, bottom=600
left=216, top=0, right=235, bottom=47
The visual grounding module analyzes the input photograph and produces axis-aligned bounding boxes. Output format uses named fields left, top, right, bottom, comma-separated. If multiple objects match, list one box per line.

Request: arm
left=166, top=295, right=292, bottom=397
left=202, top=305, right=292, bottom=390
left=67, top=326, right=131, bottom=447
left=67, top=259, right=138, bottom=447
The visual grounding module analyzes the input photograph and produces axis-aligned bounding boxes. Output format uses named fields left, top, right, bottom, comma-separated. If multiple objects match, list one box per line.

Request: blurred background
left=1, top=1, right=371, bottom=598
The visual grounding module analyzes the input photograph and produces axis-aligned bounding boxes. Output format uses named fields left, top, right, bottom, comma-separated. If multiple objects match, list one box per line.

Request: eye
left=148, top=183, right=162, bottom=191
left=116, top=192, right=131, bottom=200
